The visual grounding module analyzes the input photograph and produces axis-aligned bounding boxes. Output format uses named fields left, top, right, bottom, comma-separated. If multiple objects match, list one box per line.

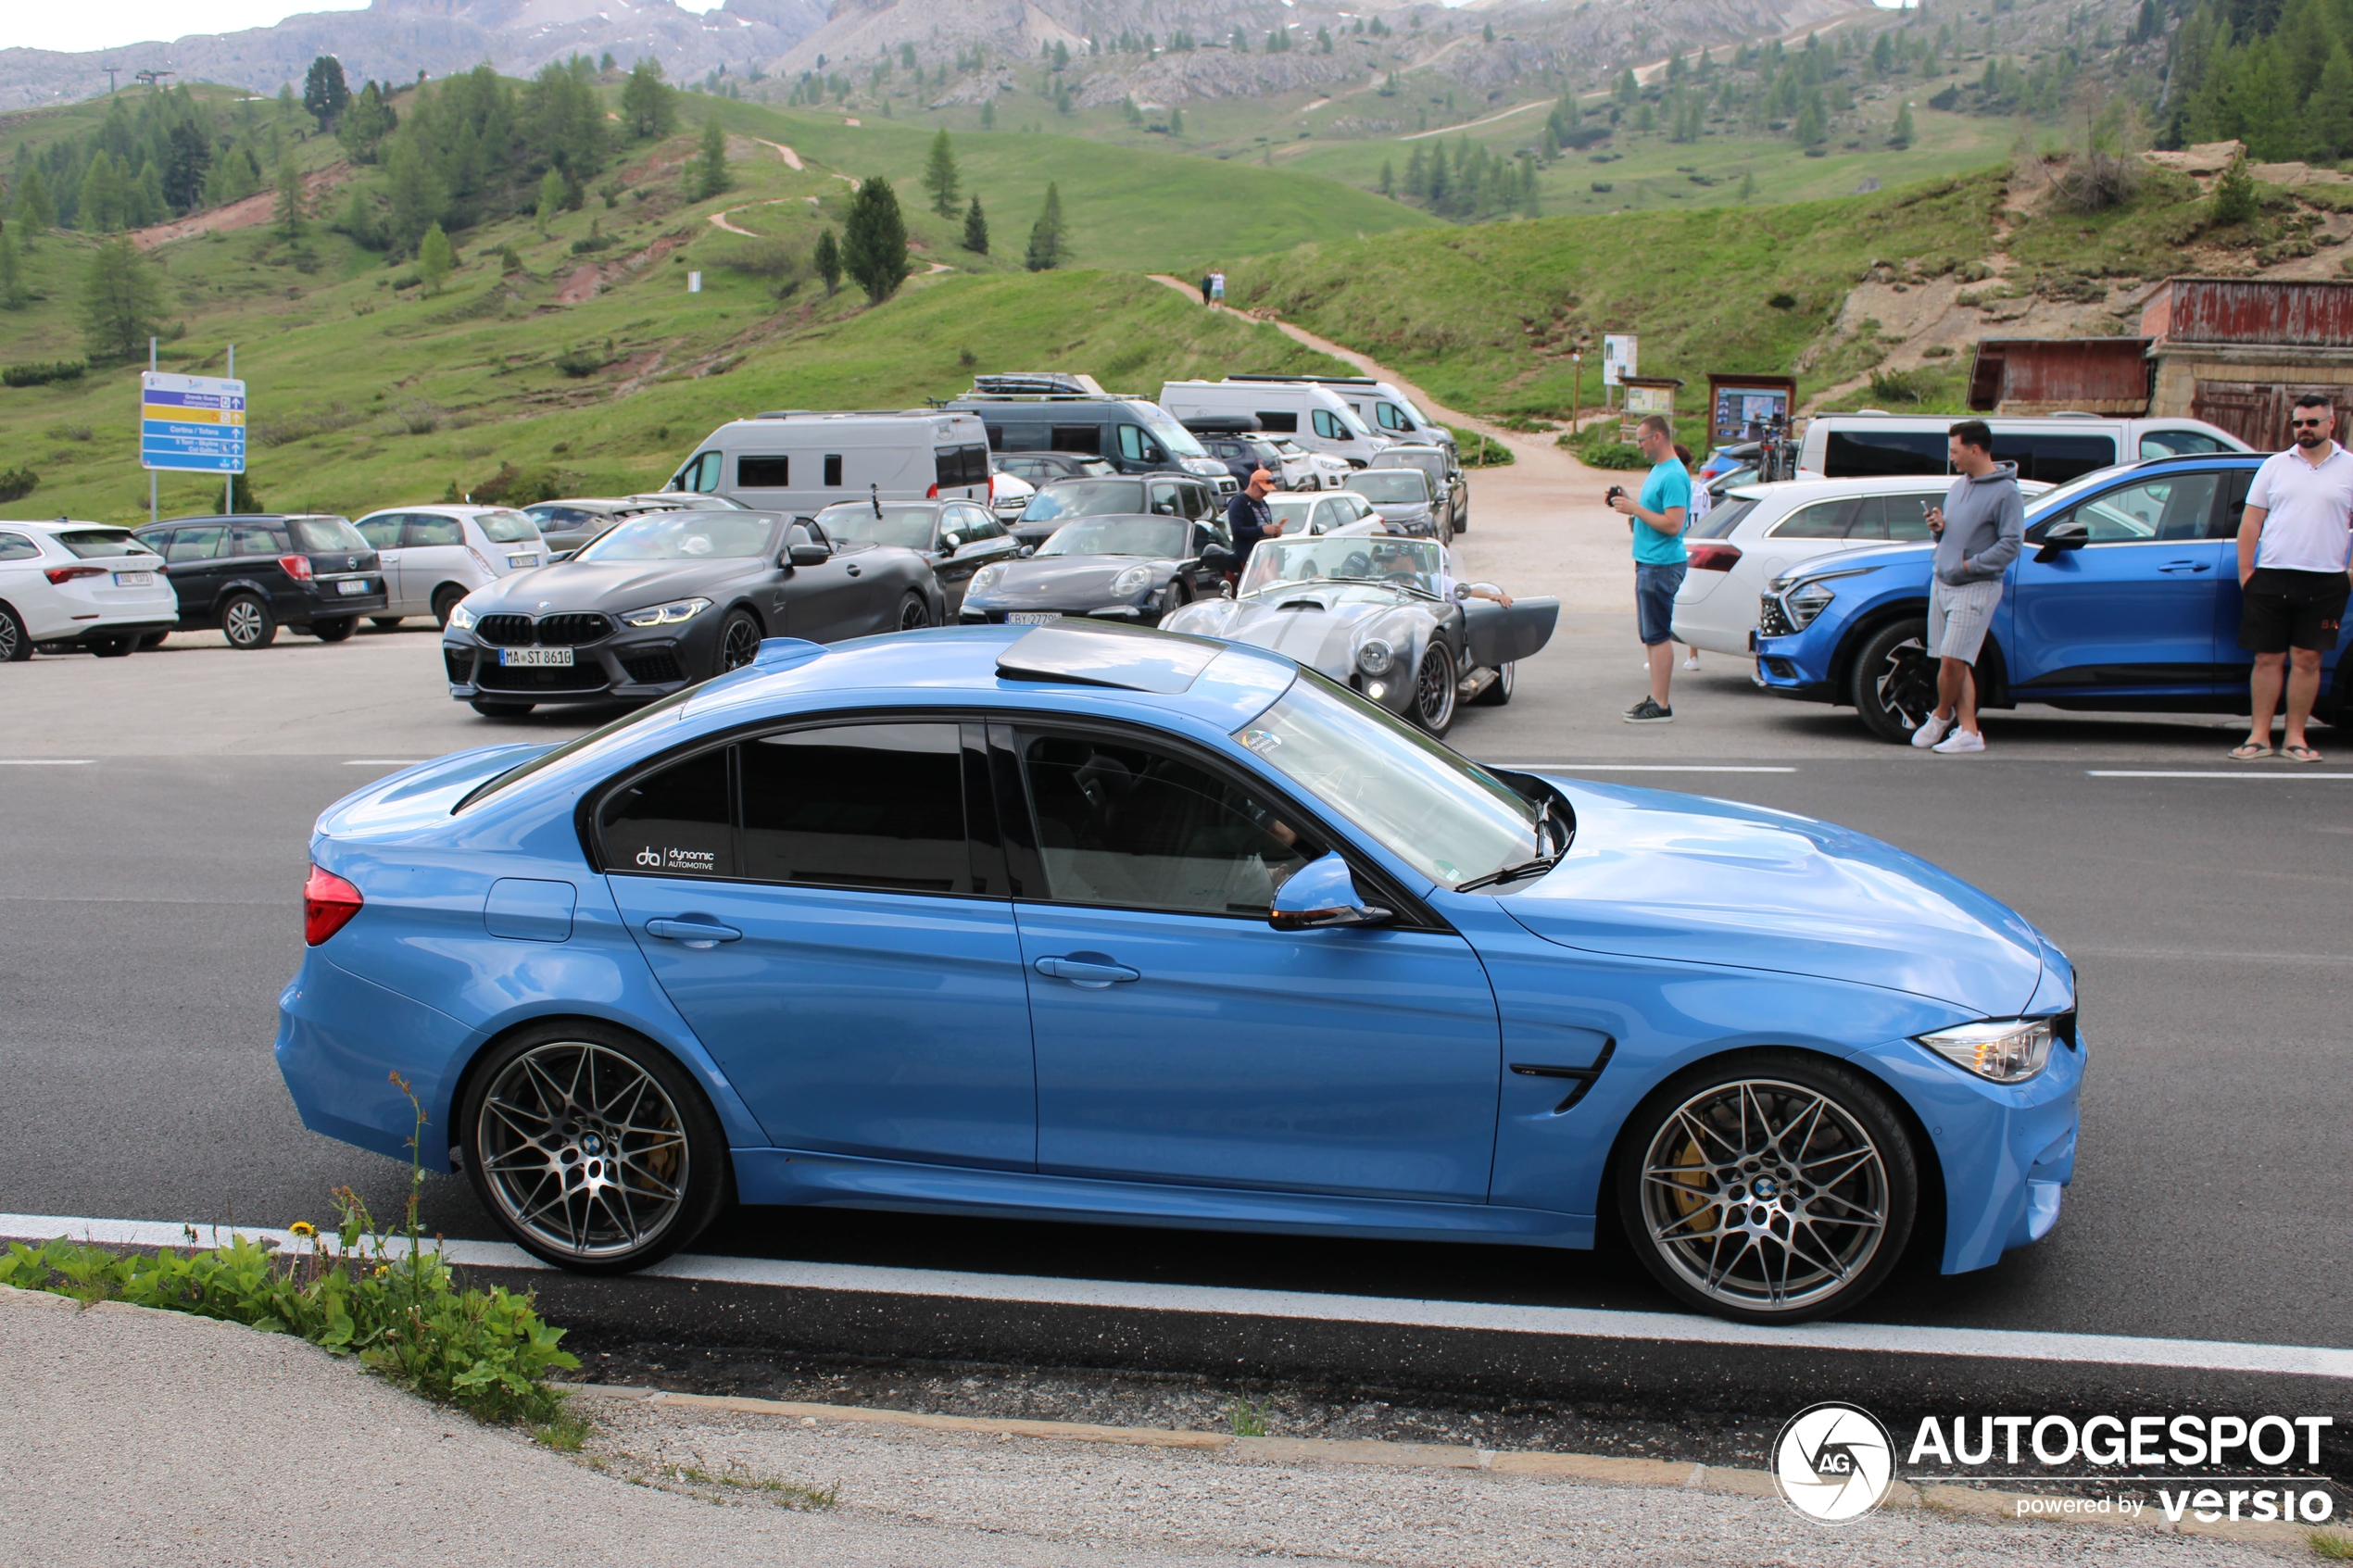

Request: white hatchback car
left=1266, top=491, right=1384, bottom=539
left=1670, top=476, right=2050, bottom=657
left=0, top=520, right=180, bottom=660
left=351, top=505, right=550, bottom=628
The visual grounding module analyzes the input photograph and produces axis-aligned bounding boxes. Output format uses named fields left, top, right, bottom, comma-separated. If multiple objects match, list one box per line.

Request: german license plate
left=113, top=571, right=154, bottom=586
left=508, top=554, right=539, bottom=569
left=1008, top=611, right=1062, bottom=626
left=335, top=578, right=371, bottom=596
left=500, top=646, right=574, bottom=667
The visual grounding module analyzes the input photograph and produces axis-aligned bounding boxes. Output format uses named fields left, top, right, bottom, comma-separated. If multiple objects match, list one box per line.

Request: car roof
left=4, top=519, right=131, bottom=534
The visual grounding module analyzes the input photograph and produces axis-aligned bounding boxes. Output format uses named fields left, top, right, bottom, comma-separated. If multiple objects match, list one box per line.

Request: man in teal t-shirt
left=1606, top=413, right=1691, bottom=722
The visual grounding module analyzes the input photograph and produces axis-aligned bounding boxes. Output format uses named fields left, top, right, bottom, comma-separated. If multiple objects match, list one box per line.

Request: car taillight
left=926, top=482, right=940, bottom=498
left=44, top=565, right=106, bottom=584
left=1688, top=542, right=1743, bottom=571
left=280, top=554, right=315, bottom=581
left=303, top=864, right=363, bottom=945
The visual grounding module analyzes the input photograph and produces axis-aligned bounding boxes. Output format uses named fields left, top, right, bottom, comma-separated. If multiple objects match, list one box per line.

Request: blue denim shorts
left=1635, top=561, right=1687, bottom=646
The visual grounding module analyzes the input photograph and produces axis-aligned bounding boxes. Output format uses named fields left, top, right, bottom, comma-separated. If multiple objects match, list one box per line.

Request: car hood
left=1504, top=779, right=2045, bottom=1014
left=1775, top=540, right=1932, bottom=586
left=1166, top=591, right=1433, bottom=674
left=473, top=557, right=766, bottom=610
left=976, top=555, right=1167, bottom=607
left=1361, top=500, right=1432, bottom=519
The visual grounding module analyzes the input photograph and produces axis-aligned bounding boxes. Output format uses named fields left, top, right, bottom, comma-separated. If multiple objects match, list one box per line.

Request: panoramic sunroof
left=995, top=621, right=1222, bottom=695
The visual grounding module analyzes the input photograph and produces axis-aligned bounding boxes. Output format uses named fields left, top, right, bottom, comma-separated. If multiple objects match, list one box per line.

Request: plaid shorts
left=1929, top=578, right=2002, bottom=662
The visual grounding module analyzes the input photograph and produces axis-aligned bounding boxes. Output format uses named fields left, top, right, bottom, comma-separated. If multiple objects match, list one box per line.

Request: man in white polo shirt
left=2233, top=392, right=2353, bottom=762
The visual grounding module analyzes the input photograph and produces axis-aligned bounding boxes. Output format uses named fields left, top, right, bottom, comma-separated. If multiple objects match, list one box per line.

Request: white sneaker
left=1910, top=712, right=1955, bottom=749
left=1931, top=728, right=1985, bottom=754
left=1683, top=655, right=1700, bottom=671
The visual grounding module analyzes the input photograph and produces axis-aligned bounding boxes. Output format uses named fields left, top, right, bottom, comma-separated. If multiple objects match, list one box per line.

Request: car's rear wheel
left=1851, top=619, right=1936, bottom=745
left=897, top=591, right=932, bottom=633
left=1412, top=641, right=1457, bottom=735
left=371, top=616, right=404, bottom=631
left=1471, top=660, right=1515, bottom=706
left=432, top=586, right=466, bottom=630
left=137, top=631, right=170, bottom=649
left=1617, top=1053, right=1916, bottom=1324
left=459, top=1022, right=729, bottom=1273
left=470, top=697, right=534, bottom=717
left=311, top=617, right=356, bottom=643
left=716, top=608, right=762, bottom=673
left=220, top=594, right=276, bottom=650
left=0, top=604, right=26, bottom=663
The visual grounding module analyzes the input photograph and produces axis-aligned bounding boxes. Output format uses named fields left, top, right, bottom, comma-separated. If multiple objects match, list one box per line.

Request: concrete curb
left=563, top=1383, right=2331, bottom=1557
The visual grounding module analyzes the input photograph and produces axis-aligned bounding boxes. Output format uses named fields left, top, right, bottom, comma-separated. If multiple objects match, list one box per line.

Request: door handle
left=2158, top=560, right=2212, bottom=573
left=845, top=563, right=862, bottom=577
left=646, top=918, right=743, bottom=948
left=1034, top=954, right=1140, bottom=987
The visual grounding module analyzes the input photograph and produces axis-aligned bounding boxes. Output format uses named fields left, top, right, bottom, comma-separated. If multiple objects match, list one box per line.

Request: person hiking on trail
left=1210, top=269, right=1227, bottom=306
left=1200, top=270, right=1214, bottom=306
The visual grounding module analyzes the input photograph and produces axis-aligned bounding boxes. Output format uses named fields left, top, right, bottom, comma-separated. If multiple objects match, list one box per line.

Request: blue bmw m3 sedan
left=278, top=621, right=2082, bottom=1323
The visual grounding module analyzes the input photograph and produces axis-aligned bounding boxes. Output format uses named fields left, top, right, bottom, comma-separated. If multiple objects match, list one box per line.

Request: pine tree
left=923, top=128, right=961, bottom=215
left=78, top=237, right=166, bottom=359
left=841, top=175, right=910, bottom=303
left=2211, top=151, right=2259, bottom=225
left=1024, top=181, right=1065, bottom=271
left=302, top=56, right=350, bottom=132
left=2308, top=44, right=2353, bottom=161
left=1890, top=99, right=1916, bottom=148
left=274, top=155, right=306, bottom=236
left=693, top=119, right=731, bottom=199
left=1167, top=107, right=1183, bottom=136
left=621, top=58, right=678, bottom=140
left=418, top=220, right=456, bottom=294
left=1739, top=169, right=1757, bottom=202
left=1378, top=157, right=1394, bottom=195
left=963, top=195, right=989, bottom=254
left=814, top=227, right=841, bottom=294
left=14, top=169, right=55, bottom=242
left=0, top=224, right=26, bottom=309
left=981, top=97, right=997, bottom=130
left=79, top=152, right=123, bottom=232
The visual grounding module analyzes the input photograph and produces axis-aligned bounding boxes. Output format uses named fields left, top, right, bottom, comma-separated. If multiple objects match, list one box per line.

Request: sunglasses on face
left=2292, top=419, right=2328, bottom=429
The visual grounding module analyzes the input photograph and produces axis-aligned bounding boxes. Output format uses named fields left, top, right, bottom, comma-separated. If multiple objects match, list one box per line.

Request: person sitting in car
left=1377, top=542, right=1513, bottom=608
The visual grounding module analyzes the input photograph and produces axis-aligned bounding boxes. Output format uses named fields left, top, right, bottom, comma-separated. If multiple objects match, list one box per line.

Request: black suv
left=134, top=514, right=386, bottom=648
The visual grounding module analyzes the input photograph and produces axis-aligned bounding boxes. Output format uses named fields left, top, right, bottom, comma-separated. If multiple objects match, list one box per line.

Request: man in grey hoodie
left=1912, top=420, right=2023, bottom=754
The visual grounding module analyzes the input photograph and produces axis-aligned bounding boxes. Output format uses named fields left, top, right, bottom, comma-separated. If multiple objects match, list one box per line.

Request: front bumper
left=960, top=598, right=1164, bottom=627
left=444, top=617, right=717, bottom=705
left=1754, top=622, right=1839, bottom=704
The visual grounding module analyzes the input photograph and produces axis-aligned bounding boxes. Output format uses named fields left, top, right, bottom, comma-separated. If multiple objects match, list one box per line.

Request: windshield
left=1347, top=471, right=1428, bottom=506
left=1020, top=482, right=1140, bottom=523
left=1139, top=408, right=1209, bottom=458
left=477, top=509, right=541, bottom=544
left=1695, top=496, right=1759, bottom=539
left=1241, top=536, right=1442, bottom=598
left=577, top=512, right=777, bottom=561
left=1239, top=671, right=1539, bottom=891
left=59, top=529, right=157, bottom=559
left=1039, top=517, right=1188, bottom=558
left=817, top=502, right=937, bottom=550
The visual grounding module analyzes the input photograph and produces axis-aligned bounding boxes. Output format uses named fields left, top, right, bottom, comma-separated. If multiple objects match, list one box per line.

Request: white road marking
left=0, top=759, right=94, bottom=765
left=344, top=759, right=428, bottom=765
left=2086, top=771, right=2353, bottom=779
left=8, top=1211, right=2348, bottom=1381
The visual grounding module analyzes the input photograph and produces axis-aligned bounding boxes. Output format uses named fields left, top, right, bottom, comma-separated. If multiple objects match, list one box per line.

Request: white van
left=1799, top=412, right=2246, bottom=485
left=664, top=410, right=992, bottom=514
left=1226, top=373, right=1456, bottom=454
left=1158, top=380, right=1390, bottom=469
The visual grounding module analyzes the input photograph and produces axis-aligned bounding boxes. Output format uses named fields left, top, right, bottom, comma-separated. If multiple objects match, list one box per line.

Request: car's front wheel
left=1615, top=1052, right=1917, bottom=1324
left=459, top=1022, right=729, bottom=1273
left=715, top=608, right=762, bottom=673
left=1851, top=619, right=1936, bottom=744
left=432, top=586, right=466, bottom=630
left=1411, top=641, right=1457, bottom=735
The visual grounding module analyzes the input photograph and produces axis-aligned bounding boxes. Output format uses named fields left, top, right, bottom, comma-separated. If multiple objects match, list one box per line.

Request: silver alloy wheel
left=719, top=612, right=761, bottom=671
left=224, top=598, right=267, bottom=646
left=1637, top=1077, right=1891, bottom=1315
left=0, top=608, right=20, bottom=661
left=1870, top=633, right=1934, bottom=733
left=475, top=1040, right=691, bottom=1261
left=1414, top=642, right=1456, bottom=732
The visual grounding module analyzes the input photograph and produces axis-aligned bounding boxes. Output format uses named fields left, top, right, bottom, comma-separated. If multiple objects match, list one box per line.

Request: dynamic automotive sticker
left=634, top=847, right=719, bottom=874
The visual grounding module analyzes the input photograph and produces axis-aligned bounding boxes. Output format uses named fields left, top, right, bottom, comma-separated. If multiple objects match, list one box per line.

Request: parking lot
left=5, top=445, right=2348, bottom=1421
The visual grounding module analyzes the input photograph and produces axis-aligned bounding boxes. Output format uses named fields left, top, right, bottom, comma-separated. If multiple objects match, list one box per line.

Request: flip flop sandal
left=2283, top=744, right=2324, bottom=764
left=2229, top=741, right=2274, bottom=760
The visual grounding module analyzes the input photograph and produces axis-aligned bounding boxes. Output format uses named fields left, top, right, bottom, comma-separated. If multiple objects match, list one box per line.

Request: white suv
left=352, top=505, right=550, bottom=628
left=0, top=521, right=179, bottom=660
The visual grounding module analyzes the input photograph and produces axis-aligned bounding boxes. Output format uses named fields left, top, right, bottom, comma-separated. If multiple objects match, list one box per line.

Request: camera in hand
left=1606, top=485, right=1627, bottom=504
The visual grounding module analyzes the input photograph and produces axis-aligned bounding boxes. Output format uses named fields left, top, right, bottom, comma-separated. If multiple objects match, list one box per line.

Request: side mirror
left=1269, top=852, right=1392, bottom=932
left=1200, top=541, right=1235, bottom=567
left=787, top=543, right=831, bottom=567
left=940, top=533, right=963, bottom=553
left=1017, top=545, right=1036, bottom=558
left=2032, top=520, right=2089, bottom=563
left=1453, top=583, right=1473, bottom=602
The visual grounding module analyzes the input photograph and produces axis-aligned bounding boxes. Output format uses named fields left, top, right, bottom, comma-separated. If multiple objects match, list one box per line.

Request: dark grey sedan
left=815, top=497, right=1024, bottom=617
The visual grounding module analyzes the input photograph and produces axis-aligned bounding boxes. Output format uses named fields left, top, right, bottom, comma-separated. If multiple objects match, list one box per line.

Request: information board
left=142, top=372, right=246, bottom=473
left=1602, top=334, right=1637, bottom=388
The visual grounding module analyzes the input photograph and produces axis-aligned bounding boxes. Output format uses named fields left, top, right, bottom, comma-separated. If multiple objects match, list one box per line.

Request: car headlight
left=1915, top=1018, right=2055, bottom=1084
left=1111, top=564, right=1153, bottom=597
left=446, top=602, right=478, bottom=631
left=1355, top=638, right=1393, bottom=676
left=968, top=564, right=1006, bottom=596
left=620, top=596, right=711, bottom=628
left=1783, top=580, right=1838, bottom=628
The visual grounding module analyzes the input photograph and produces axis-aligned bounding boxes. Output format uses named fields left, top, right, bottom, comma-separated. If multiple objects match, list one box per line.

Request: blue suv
left=1753, top=453, right=2347, bottom=741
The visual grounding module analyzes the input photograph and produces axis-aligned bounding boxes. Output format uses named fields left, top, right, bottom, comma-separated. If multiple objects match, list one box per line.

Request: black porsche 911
left=443, top=508, right=942, bottom=716
left=956, top=513, right=1235, bottom=629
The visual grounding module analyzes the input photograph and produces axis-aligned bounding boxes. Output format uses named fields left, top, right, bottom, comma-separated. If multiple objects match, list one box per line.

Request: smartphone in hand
left=1922, top=500, right=1944, bottom=536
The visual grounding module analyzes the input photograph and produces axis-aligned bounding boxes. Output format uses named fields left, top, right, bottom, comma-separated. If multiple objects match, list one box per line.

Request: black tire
left=1470, top=660, right=1515, bottom=707
left=1411, top=640, right=1457, bottom=736
left=458, top=1019, right=730, bottom=1273
left=896, top=591, right=932, bottom=633
left=371, top=616, right=405, bottom=631
left=1155, top=580, right=1191, bottom=622
left=470, top=697, right=535, bottom=717
left=0, top=604, right=26, bottom=663
left=220, top=594, right=277, bottom=650
left=311, top=617, right=356, bottom=643
left=1453, top=500, right=1468, bottom=533
left=432, top=586, right=467, bottom=630
left=1438, top=510, right=1455, bottom=546
left=1850, top=618, right=1936, bottom=745
left=89, top=633, right=136, bottom=658
left=137, top=631, right=170, bottom=650
left=715, top=608, right=762, bottom=674
left=1614, top=1050, right=1918, bottom=1324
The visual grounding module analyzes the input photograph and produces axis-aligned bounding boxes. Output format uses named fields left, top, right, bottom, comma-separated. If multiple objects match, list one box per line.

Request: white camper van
left=1158, top=380, right=1390, bottom=469
left=1224, top=373, right=1456, bottom=454
left=665, top=410, right=992, bottom=514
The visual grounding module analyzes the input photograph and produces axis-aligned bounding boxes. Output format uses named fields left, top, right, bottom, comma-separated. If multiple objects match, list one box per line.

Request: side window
left=960, top=444, right=990, bottom=484
left=1771, top=498, right=1869, bottom=539
left=935, top=448, right=962, bottom=490
left=1148, top=482, right=1182, bottom=516
left=231, top=525, right=282, bottom=558
left=1378, top=402, right=1409, bottom=432
left=999, top=423, right=1051, bottom=452
left=1018, top=734, right=1315, bottom=917
left=1186, top=483, right=1214, bottom=519
left=1884, top=496, right=1936, bottom=541
left=601, top=746, right=732, bottom=878
left=823, top=454, right=844, bottom=487
left=1116, top=425, right=1151, bottom=462
left=355, top=515, right=405, bottom=550
left=674, top=451, right=722, bottom=493
left=740, top=723, right=970, bottom=894
left=0, top=532, right=38, bottom=562
left=1312, top=409, right=1344, bottom=441
left=1993, top=433, right=2116, bottom=485
left=167, top=527, right=222, bottom=562
left=1823, top=430, right=1946, bottom=478
left=1049, top=424, right=1101, bottom=455
left=2213, top=469, right=2255, bottom=538
left=1254, top=410, right=1299, bottom=434
left=407, top=515, right=463, bottom=547
left=2062, top=472, right=2222, bottom=544
left=738, top=456, right=790, bottom=487
left=2142, top=430, right=2226, bottom=459
left=959, top=505, right=1004, bottom=542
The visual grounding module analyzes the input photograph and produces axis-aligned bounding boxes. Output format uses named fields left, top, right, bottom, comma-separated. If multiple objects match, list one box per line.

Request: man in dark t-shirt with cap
left=1227, top=467, right=1285, bottom=573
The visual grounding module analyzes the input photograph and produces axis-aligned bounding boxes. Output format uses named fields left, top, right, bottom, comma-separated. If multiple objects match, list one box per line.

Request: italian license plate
left=500, top=646, right=574, bottom=667
left=1008, top=611, right=1062, bottom=626
left=113, top=571, right=154, bottom=586
left=336, top=578, right=371, bottom=596
left=508, top=554, right=539, bottom=569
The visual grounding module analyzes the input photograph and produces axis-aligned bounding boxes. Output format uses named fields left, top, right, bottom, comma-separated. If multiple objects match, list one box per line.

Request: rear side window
left=1049, top=424, right=1101, bottom=455
left=1993, top=433, right=2115, bottom=484
left=166, top=527, right=224, bottom=562
left=740, top=724, right=970, bottom=893
left=1772, top=497, right=1883, bottom=540
left=291, top=517, right=369, bottom=552
left=995, top=423, right=1050, bottom=451
left=823, top=454, right=844, bottom=487
left=526, top=505, right=592, bottom=528
left=738, top=456, right=790, bottom=487
left=0, top=532, right=39, bottom=561
left=407, top=516, right=463, bottom=547
left=959, top=444, right=990, bottom=483
left=601, top=746, right=732, bottom=877
left=232, top=524, right=284, bottom=557
left=58, top=529, right=154, bottom=559
left=1823, top=430, right=1945, bottom=478
left=477, top=510, right=539, bottom=544
left=1255, top=410, right=1299, bottom=433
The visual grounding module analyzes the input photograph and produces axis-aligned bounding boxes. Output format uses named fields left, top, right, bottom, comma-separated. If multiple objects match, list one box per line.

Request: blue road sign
left=142, top=372, right=246, bottom=473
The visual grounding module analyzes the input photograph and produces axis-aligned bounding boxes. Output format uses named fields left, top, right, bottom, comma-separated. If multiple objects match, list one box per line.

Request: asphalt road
left=3, top=605, right=2347, bottom=1360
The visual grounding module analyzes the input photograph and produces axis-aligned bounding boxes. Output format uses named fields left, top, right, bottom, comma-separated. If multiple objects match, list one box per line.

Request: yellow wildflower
left=289, top=1222, right=317, bottom=1239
